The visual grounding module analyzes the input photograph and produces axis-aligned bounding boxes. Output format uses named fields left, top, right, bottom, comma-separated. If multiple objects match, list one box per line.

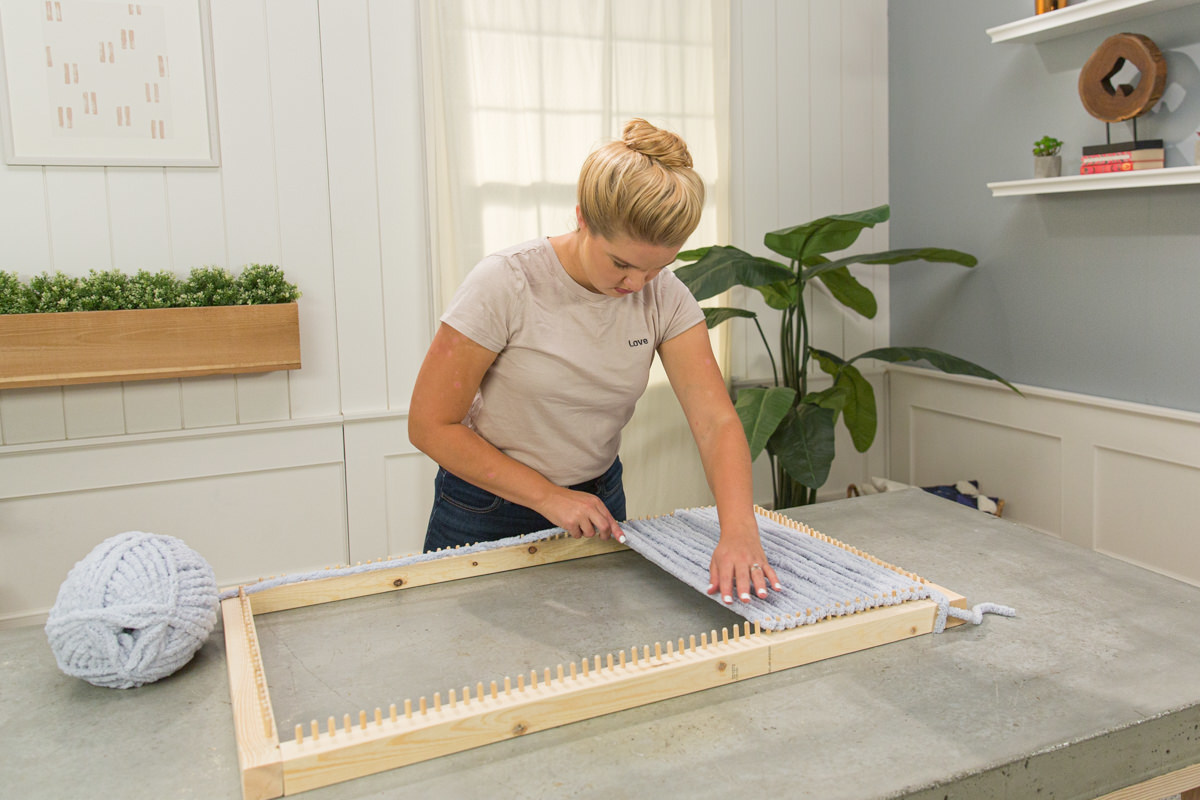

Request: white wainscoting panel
left=908, top=406, right=1063, bottom=537
left=0, top=419, right=349, bottom=627
left=1094, top=448, right=1200, bottom=588
left=383, top=453, right=439, bottom=558
left=889, top=366, right=1200, bottom=587
left=343, top=414, right=438, bottom=563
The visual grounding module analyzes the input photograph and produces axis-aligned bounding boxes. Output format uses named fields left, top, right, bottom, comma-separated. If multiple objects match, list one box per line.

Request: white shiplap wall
left=730, top=0, right=890, bottom=500
left=0, top=0, right=435, bottom=626
left=0, top=0, right=889, bottom=624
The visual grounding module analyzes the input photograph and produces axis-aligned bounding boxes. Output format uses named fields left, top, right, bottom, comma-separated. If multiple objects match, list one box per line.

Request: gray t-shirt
left=440, top=237, right=705, bottom=486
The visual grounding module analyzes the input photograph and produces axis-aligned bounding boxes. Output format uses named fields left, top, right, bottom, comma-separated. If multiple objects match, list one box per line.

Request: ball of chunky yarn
left=45, top=531, right=219, bottom=689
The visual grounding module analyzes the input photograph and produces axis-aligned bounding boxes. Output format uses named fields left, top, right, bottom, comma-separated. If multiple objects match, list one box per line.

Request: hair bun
left=621, top=118, right=693, bottom=169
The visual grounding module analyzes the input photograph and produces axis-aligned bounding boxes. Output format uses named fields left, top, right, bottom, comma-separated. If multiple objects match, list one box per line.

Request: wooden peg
left=643, top=645, right=651, bottom=661
left=434, top=692, right=442, bottom=712
left=678, top=637, right=685, bottom=653
left=570, top=662, right=578, bottom=680
left=328, top=716, right=336, bottom=737
left=374, top=707, right=382, bottom=726
left=545, top=667, right=552, bottom=686
left=295, top=724, right=304, bottom=744
left=754, top=621, right=761, bottom=635
left=721, top=627, right=729, bottom=644
left=519, top=674, right=526, bottom=691
left=449, top=689, right=457, bottom=708
left=530, top=671, right=537, bottom=689
left=359, top=710, right=367, bottom=730
left=419, top=697, right=427, bottom=715
left=700, top=632, right=708, bottom=648
left=666, top=640, right=674, bottom=656
left=310, top=720, right=319, bottom=741
left=654, top=642, right=663, bottom=659
left=689, top=634, right=697, bottom=651
left=594, top=655, right=602, bottom=672
left=556, top=664, right=565, bottom=682
left=619, top=650, right=626, bottom=668
left=344, top=713, right=352, bottom=733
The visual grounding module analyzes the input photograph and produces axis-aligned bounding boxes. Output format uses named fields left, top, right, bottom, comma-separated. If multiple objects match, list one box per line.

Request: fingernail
left=617, top=534, right=626, bottom=544
left=706, top=583, right=715, bottom=592
left=739, top=593, right=751, bottom=602
left=757, top=588, right=768, bottom=598
left=773, top=582, right=783, bottom=591
left=723, top=595, right=733, bottom=604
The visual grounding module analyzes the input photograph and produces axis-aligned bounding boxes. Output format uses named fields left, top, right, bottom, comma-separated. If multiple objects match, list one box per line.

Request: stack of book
left=1080, top=140, right=1164, bottom=174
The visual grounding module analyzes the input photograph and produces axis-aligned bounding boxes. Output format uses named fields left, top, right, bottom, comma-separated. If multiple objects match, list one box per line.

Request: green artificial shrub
left=127, top=270, right=184, bottom=309
left=28, top=272, right=84, bottom=312
left=180, top=266, right=243, bottom=308
left=79, top=269, right=134, bottom=311
left=0, top=265, right=298, bottom=313
left=0, top=271, right=34, bottom=314
left=236, top=263, right=302, bottom=305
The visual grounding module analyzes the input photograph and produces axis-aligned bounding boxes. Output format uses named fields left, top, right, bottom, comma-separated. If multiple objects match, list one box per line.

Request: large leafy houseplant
left=675, top=204, right=1018, bottom=509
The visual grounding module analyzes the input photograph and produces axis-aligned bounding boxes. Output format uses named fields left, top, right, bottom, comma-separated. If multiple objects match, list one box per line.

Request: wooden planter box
left=0, top=304, right=301, bottom=390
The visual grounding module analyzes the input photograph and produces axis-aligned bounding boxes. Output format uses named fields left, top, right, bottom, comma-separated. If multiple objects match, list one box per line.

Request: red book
left=1081, top=160, right=1163, bottom=174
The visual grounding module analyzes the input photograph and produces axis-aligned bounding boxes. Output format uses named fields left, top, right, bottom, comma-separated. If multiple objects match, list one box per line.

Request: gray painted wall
left=888, top=0, right=1200, bottom=413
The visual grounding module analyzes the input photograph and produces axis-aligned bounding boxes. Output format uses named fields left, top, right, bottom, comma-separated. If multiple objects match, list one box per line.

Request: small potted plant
left=1033, top=135, right=1063, bottom=178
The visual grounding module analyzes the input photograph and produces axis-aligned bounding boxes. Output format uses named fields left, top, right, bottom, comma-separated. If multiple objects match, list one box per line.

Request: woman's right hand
left=540, top=488, right=626, bottom=542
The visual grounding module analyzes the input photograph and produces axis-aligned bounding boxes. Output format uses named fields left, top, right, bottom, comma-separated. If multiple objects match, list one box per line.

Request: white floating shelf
left=988, top=165, right=1200, bottom=195
left=986, top=0, right=1200, bottom=43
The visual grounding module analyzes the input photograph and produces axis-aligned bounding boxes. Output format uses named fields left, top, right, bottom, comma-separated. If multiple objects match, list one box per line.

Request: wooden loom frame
left=220, top=507, right=968, bottom=799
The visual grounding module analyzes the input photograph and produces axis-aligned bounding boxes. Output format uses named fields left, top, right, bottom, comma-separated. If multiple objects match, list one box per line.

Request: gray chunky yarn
left=45, top=531, right=219, bottom=689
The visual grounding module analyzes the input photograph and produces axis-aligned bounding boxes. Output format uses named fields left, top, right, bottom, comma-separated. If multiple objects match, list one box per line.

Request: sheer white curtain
left=420, top=0, right=730, bottom=515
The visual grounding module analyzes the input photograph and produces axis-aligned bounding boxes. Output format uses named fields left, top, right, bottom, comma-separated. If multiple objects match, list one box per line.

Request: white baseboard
left=888, top=366, right=1200, bottom=587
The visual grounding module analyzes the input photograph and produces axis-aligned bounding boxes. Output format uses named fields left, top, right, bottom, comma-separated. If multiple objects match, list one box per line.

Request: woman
left=409, top=119, right=781, bottom=605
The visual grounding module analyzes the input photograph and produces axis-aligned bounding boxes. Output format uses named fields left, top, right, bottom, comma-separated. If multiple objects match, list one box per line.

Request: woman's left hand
left=705, top=530, right=782, bottom=605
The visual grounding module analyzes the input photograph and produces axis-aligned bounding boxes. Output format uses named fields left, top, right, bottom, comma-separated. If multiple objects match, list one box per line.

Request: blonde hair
left=577, top=119, right=705, bottom=249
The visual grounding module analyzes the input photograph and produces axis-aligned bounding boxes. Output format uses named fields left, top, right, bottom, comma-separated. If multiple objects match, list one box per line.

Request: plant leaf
left=764, top=205, right=890, bottom=261
left=816, top=266, right=877, bottom=318
left=734, top=386, right=796, bottom=462
left=802, top=247, right=978, bottom=282
left=755, top=280, right=801, bottom=311
left=834, top=363, right=877, bottom=452
left=811, top=348, right=847, bottom=372
left=675, top=246, right=712, bottom=262
left=702, top=307, right=757, bottom=329
left=767, top=404, right=836, bottom=489
left=802, top=386, right=848, bottom=416
left=852, top=346, right=1022, bottom=395
left=810, top=349, right=876, bottom=450
left=675, top=246, right=795, bottom=301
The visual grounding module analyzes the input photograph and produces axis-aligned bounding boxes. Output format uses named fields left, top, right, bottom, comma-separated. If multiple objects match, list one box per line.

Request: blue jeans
left=422, top=458, right=626, bottom=552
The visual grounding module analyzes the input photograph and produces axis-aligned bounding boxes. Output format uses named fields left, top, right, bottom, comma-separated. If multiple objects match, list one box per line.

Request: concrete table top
left=4, top=489, right=1199, bottom=799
